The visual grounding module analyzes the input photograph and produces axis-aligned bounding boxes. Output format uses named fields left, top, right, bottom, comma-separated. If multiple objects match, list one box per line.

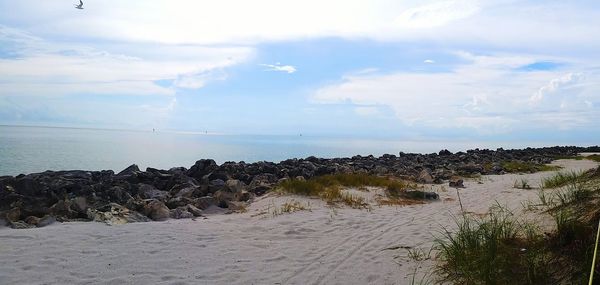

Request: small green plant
left=277, top=173, right=425, bottom=207
left=585, top=154, right=600, bottom=162
left=435, top=205, right=552, bottom=284
left=542, top=171, right=585, bottom=188
left=502, top=161, right=561, bottom=173
left=271, top=200, right=311, bottom=217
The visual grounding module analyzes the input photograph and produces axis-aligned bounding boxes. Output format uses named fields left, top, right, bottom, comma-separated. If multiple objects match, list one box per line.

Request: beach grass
left=437, top=166, right=600, bottom=284
left=541, top=171, right=586, bottom=189
left=502, top=160, right=561, bottom=173
left=277, top=173, right=424, bottom=207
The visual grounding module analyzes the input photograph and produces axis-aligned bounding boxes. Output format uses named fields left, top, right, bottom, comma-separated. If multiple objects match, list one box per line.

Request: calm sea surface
left=0, top=125, right=567, bottom=176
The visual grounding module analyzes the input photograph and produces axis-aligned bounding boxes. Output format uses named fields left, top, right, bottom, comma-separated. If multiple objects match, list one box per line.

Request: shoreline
left=0, top=158, right=597, bottom=284
left=1, top=145, right=599, bottom=230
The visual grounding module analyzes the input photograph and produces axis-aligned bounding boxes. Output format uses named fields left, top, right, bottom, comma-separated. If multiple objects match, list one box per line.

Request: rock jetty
left=1, top=146, right=598, bottom=229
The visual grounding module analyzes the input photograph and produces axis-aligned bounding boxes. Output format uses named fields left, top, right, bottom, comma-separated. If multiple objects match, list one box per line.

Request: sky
left=0, top=0, right=599, bottom=142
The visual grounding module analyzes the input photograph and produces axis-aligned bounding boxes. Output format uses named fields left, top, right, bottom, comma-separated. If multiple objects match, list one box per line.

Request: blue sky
left=0, top=0, right=599, bottom=142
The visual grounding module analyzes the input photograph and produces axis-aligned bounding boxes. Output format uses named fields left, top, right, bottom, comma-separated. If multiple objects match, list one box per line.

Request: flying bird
left=74, top=0, right=84, bottom=9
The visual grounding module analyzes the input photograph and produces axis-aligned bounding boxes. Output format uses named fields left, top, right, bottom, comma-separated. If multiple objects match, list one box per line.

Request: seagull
left=74, top=0, right=84, bottom=9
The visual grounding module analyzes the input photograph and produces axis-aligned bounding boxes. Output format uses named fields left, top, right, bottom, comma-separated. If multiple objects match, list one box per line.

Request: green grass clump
left=585, top=154, right=600, bottom=162
left=436, top=167, right=600, bottom=284
left=277, top=173, right=422, bottom=207
left=502, top=161, right=561, bottom=173
left=436, top=206, right=552, bottom=284
left=541, top=171, right=585, bottom=189
left=271, top=200, right=311, bottom=216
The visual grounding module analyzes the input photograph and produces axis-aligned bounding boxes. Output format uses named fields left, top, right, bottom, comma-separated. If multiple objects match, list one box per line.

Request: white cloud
left=394, top=0, right=481, bottom=29
left=424, top=59, right=435, bottom=64
left=0, top=26, right=253, bottom=96
left=312, top=52, right=600, bottom=133
left=260, top=63, right=297, bottom=74
left=530, top=73, right=583, bottom=104
left=354, top=106, right=379, bottom=116
left=2, top=0, right=599, bottom=52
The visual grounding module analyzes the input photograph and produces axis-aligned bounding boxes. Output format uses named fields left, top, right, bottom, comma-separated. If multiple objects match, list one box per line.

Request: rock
left=9, top=221, right=32, bottom=229
left=117, top=164, right=140, bottom=176
left=186, top=204, right=203, bottom=217
left=418, top=169, right=434, bottom=184
left=439, top=149, right=453, bottom=156
left=187, top=159, right=218, bottom=179
left=143, top=200, right=170, bottom=221
left=88, top=203, right=149, bottom=225
left=24, top=216, right=40, bottom=226
left=174, top=186, right=197, bottom=198
left=449, top=176, right=464, bottom=188
left=138, top=184, right=169, bottom=200
left=166, top=196, right=193, bottom=209
left=50, top=200, right=73, bottom=218
left=37, top=215, right=57, bottom=227
left=71, top=196, right=88, bottom=213
left=170, top=207, right=194, bottom=219
left=5, top=207, right=21, bottom=222
left=193, top=196, right=217, bottom=210
left=13, top=177, right=42, bottom=196
left=0, top=217, right=7, bottom=228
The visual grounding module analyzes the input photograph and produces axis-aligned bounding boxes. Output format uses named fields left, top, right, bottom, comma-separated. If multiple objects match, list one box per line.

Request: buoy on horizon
left=74, top=0, right=84, bottom=9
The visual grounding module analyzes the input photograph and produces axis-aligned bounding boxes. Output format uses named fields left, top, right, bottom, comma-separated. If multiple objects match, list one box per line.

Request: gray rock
left=117, top=164, right=140, bottom=176
left=186, top=204, right=203, bottom=217
left=88, top=203, right=149, bottom=225
left=418, top=169, right=434, bottom=184
left=170, top=207, right=194, bottom=219
left=71, top=196, right=88, bottom=213
left=37, top=215, right=57, bottom=227
left=138, top=184, right=169, bottom=200
left=193, top=196, right=217, bottom=210
left=449, top=176, right=464, bottom=188
left=143, top=200, right=170, bottom=221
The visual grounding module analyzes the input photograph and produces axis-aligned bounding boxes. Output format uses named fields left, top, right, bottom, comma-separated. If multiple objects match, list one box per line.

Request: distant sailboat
left=74, top=0, right=84, bottom=9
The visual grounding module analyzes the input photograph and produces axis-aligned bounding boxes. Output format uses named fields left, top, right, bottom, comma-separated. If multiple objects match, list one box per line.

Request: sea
left=0, top=125, right=576, bottom=176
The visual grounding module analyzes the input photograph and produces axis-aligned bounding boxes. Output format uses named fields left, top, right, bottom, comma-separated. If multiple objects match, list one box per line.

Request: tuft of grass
left=514, top=178, right=532, bottom=189
left=437, top=166, right=600, bottom=285
left=277, top=173, right=426, bottom=207
left=435, top=205, right=552, bottom=284
left=585, top=154, right=600, bottom=162
left=271, top=200, right=311, bottom=216
left=502, top=160, right=561, bottom=173
left=541, top=171, right=585, bottom=189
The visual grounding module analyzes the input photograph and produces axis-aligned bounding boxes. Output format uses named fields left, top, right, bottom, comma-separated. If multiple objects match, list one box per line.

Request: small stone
left=37, top=215, right=57, bottom=227
left=449, top=176, right=464, bottom=188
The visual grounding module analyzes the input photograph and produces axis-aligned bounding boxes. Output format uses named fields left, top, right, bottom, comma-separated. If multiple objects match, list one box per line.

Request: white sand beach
left=0, top=159, right=597, bottom=285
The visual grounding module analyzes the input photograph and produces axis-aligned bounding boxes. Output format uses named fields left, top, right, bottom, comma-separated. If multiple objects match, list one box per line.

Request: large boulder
left=117, top=164, right=140, bottom=176
left=87, top=203, right=150, bottom=225
left=417, top=169, right=434, bottom=184
left=187, top=159, right=218, bottom=179
left=138, top=184, right=169, bottom=201
left=143, top=200, right=170, bottom=221
left=169, top=207, right=194, bottom=219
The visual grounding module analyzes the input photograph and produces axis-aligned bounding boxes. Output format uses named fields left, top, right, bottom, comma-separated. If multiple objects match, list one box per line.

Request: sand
left=0, top=159, right=597, bottom=285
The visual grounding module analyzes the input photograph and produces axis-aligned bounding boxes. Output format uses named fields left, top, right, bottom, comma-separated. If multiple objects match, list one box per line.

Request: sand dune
left=0, top=159, right=596, bottom=285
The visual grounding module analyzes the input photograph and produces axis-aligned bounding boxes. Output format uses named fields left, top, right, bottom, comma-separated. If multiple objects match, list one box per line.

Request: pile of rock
left=0, top=146, right=597, bottom=228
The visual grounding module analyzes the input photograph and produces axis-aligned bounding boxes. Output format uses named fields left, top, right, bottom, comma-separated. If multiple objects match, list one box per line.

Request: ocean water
left=0, top=125, right=561, bottom=176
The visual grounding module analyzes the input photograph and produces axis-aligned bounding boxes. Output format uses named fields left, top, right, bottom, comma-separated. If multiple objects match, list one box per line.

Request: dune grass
left=436, top=205, right=552, bottom=284
left=271, top=200, right=311, bottom=217
left=586, top=154, right=600, bottom=162
left=277, top=173, right=425, bottom=207
left=436, top=167, right=600, bottom=284
left=502, top=160, right=561, bottom=173
left=541, top=171, right=586, bottom=189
